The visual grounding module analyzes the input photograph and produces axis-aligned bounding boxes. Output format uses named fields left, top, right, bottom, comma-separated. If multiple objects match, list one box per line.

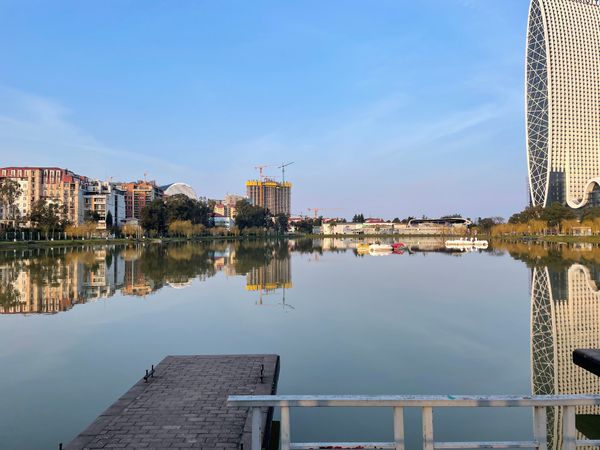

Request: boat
left=356, top=243, right=370, bottom=254
left=369, top=243, right=393, bottom=253
left=391, top=242, right=406, bottom=254
left=444, top=238, right=488, bottom=250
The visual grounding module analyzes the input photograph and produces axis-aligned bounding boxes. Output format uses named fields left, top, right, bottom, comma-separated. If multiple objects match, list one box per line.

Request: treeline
left=489, top=203, right=600, bottom=237
left=139, top=196, right=289, bottom=238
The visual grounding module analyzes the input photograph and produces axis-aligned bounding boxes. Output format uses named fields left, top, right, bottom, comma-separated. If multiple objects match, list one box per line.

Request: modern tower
left=531, top=263, right=600, bottom=447
left=526, top=0, right=600, bottom=208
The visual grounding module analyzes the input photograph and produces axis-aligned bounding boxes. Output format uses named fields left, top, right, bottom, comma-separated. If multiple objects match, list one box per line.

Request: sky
left=0, top=0, right=531, bottom=220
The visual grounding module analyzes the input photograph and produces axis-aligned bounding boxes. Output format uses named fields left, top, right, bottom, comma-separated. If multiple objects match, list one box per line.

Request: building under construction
left=246, top=179, right=291, bottom=215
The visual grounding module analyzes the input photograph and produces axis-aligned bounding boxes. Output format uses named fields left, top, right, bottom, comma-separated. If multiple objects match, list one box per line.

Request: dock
left=65, top=354, right=280, bottom=450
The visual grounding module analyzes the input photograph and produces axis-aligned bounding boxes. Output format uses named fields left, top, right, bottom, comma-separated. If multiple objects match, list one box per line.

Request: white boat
left=369, top=243, right=393, bottom=253
left=445, top=238, right=488, bottom=250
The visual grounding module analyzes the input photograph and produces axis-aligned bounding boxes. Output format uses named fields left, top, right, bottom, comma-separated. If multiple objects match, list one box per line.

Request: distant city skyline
left=1, top=1, right=530, bottom=219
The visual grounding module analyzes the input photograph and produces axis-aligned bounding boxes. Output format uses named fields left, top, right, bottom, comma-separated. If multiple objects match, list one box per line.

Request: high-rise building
left=526, top=0, right=600, bottom=208
left=0, top=167, right=87, bottom=226
left=246, top=179, right=291, bottom=215
left=119, top=180, right=164, bottom=221
left=531, top=263, right=600, bottom=448
left=84, top=180, right=126, bottom=229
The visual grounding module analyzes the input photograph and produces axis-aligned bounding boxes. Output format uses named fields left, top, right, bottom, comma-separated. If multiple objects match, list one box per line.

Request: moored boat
left=369, top=243, right=393, bottom=253
left=445, top=238, right=488, bottom=250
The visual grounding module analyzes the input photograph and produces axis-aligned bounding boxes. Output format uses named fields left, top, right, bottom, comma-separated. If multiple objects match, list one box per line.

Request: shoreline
left=3, top=233, right=599, bottom=251
left=0, top=234, right=294, bottom=250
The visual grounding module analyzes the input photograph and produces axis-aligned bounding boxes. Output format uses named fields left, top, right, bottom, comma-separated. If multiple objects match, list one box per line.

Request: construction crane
left=307, top=207, right=343, bottom=219
left=278, top=162, right=294, bottom=184
left=254, top=164, right=277, bottom=207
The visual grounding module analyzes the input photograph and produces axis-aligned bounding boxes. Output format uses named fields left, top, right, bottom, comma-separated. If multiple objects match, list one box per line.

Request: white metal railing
left=227, top=395, right=600, bottom=450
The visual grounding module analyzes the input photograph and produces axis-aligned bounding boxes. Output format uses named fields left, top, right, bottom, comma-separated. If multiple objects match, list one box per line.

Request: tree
left=168, top=220, right=194, bottom=238
left=234, top=199, right=271, bottom=229
left=84, top=210, right=101, bottom=223
left=141, top=199, right=168, bottom=235
left=105, top=211, right=113, bottom=228
left=540, top=202, right=575, bottom=227
left=122, top=222, right=143, bottom=238
left=352, top=213, right=365, bottom=223
left=477, top=217, right=504, bottom=233
left=392, top=217, right=401, bottom=223
left=28, top=200, right=67, bottom=236
left=0, top=179, right=22, bottom=227
left=274, top=214, right=289, bottom=234
left=165, top=194, right=210, bottom=226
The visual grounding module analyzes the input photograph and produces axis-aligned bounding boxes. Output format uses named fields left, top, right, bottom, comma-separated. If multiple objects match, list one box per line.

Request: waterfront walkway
left=66, top=354, right=279, bottom=450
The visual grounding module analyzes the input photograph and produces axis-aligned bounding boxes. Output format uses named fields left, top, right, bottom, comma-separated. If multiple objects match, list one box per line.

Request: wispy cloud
left=0, top=86, right=189, bottom=181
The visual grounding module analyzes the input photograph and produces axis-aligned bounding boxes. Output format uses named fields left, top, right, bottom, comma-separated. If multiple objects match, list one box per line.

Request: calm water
left=1, top=238, right=599, bottom=449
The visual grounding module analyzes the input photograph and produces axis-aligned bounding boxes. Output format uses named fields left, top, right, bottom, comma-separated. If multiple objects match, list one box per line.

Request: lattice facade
left=526, top=0, right=600, bottom=208
left=531, top=264, right=600, bottom=448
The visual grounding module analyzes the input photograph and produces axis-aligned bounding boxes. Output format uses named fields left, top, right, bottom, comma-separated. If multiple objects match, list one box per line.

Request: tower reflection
left=531, top=263, right=600, bottom=446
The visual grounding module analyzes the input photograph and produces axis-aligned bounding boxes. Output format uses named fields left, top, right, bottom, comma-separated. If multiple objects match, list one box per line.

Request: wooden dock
left=65, top=354, right=279, bottom=450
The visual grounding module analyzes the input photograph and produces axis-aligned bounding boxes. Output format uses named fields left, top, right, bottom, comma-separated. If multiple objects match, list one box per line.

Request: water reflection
left=530, top=262, right=600, bottom=444
left=0, top=241, right=295, bottom=314
left=0, top=238, right=481, bottom=315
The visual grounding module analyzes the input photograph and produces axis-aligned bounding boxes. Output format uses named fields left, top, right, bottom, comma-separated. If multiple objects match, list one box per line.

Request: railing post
left=280, top=406, right=291, bottom=450
left=533, top=406, right=547, bottom=450
left=422, top=406, right=434, bottom=450
left=394, top=406, right=405, bottom=450
left=251, top=407, right=262, bottom=450
left=562, top=406, right=576, bottom=450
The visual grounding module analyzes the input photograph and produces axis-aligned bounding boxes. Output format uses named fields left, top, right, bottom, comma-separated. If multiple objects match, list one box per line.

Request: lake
left=0, top=238, right=599, bottom=449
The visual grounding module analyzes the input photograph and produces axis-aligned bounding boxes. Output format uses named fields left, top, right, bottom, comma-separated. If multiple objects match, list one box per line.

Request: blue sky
left=0, top=0, right=530, bottom=219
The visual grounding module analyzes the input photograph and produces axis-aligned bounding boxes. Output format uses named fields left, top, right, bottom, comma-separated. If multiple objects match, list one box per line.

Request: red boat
left=392, top=242, right=406, bottom=254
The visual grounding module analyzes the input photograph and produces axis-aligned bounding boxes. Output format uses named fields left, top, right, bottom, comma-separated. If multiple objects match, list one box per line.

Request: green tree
left=165, top=194, right=210, bottom=226
left=141, top=199, right=168, bottom=235
left=235, top=199, right=271, bottom=229
left=274, top=213, right=289, bottom=234
left=294, top=218, right=317, bottom=234
left=477, top=217, right=504, bottom=233
left=84, top=210, right=101, bottom=222
left=582, top=207, right=600, bottom=221
left=352, top=213, right=365, bottom=223
left=509, top=205, right=544, bottom=224
left=0, top=179, right=22, bottom=227
left=540, top=203, right=576, bottom=227
left=28, top=200, right=67, bottom=237
left=105, top=210, right=113, bottom=228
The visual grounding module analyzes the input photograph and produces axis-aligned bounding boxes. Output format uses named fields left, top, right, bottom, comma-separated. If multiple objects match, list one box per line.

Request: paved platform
left=66, top=354, right=280, bottom=450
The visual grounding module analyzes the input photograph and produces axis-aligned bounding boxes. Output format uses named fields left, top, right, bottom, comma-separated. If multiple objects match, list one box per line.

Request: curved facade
left=162, top=182, right=198, bottom=200
left=526, top=0, right=600, bottom=208
left=531, top=264, right=600, bottom=448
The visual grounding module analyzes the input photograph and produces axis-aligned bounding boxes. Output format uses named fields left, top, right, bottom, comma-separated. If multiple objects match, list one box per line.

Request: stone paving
left=66, top=355, right=280, bottom=450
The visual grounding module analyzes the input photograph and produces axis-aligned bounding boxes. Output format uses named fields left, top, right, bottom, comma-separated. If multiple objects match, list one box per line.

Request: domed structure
left=161, top=182, right=198, bottom=200
left=167, top=280, right=193, bottom=289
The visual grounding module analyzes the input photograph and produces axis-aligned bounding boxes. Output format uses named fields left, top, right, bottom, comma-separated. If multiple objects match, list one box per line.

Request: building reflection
left=531, top=263, right=600, bottom=446
left=0, top=241, right=294, bottom=314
